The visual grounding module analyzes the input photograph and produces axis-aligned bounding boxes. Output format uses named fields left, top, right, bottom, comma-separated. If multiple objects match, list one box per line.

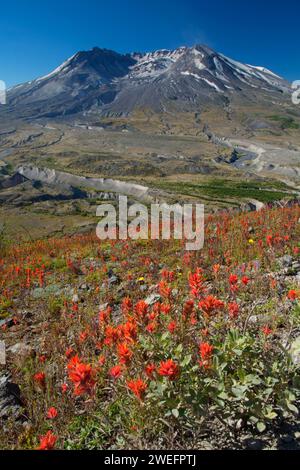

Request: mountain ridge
left=6, top=44, right=292, bottom=120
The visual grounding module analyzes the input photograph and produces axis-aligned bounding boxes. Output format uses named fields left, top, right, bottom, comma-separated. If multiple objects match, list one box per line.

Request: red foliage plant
left=158, top=359, right=179, bottom=380
left=67, top=355, right=96, bottom=396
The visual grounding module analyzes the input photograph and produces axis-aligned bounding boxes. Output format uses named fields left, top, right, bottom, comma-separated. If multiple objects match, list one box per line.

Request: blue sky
left=1, top=0, right=299, bottom=87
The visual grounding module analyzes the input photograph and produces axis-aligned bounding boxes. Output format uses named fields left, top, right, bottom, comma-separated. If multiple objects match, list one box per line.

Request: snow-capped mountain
left=7, top=45, right=291, bottom=119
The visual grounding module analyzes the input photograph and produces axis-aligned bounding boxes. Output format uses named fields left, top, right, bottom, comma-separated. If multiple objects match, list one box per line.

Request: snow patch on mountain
left=128, top=48, right=187, bottom=79
left=181, top=71, right=201, bottom=80
left=194, top=58, right=206, bottom=70
left=249, top=65, right=282, bottom=79
left=198, top=77, right=223, bottom=92
left=36, top=54, right=77, bottom=82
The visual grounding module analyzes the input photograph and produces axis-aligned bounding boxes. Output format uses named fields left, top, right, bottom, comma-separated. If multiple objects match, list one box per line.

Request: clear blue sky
left=1, top=0, right=299, bottom=87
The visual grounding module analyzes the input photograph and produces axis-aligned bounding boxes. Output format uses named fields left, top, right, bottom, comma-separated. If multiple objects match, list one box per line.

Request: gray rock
left=145, top=293, right=161, bottom=306
left=290, top=336, right=300, bottom=365
left=248, top=314, right=271, bottom=325
left=21, top=311, right=33, bottom=320
left=0, top=372, right=23, bottom=420
left=99, top=303, right=109, bottom=311
left=292, top=261, right=300, bottom=270
left=280, top=435, right=294, bottom=444
left=111, top=307, right=122, bottom=323
left=0, top=317, right=14, bottom=328
left=9, top=342, right=32, bottom=356
left=108, top=275, right=120, bottom=287
left=32, top=284, right=62, bottom=299
left=200, top=440, right=214, bottom=450
left=245, top=438, right=264, bottom=450
left=278, top=255, right=293, bottom=268
left=79, top=284, right=89, bottom=291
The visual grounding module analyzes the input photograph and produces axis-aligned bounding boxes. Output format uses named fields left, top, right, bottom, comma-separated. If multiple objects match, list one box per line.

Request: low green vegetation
left=0, top=163, right=14, bottom=176
left=153, top=178, right=296, bottom=204
left=269, top=115, right=300, bottom=130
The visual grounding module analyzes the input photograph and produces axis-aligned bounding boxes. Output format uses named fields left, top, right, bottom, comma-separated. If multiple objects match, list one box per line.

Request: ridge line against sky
left=1, top=0, right=300, bottom=87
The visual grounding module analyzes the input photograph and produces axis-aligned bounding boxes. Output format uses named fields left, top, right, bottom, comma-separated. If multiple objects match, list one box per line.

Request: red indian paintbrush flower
left=189, top=268, right=205, bottom=297
left=34, top=372, right=46, bottom=388
left=262, top=325, right=273, bottom=336
left=46, top=407, right=58, bottom=419
left=67, top=355, right=96, bottom=396
left=241, top=276, right=250, bottom=286
left=182, top=299, right=195, bottom=320
left=26, top=268, right=31, bottom=288
left=98, top=355, right=106, bottom=366
left=158, top=280, right=172, bottom=299
left=127, top=378, right=148, bottom=400
left=122, top=297, right=133, bottom=316
left=104, top=325, right=119, bottom=345
left=198, top=295, right=225, bottom=316
left=161, top=269, right=175, bottom=282
left=158, top=359, right=179, bottom=380
left=37, top=431, right=57, bottom=451
left=168, top=320, right=177, bottom=334
left=145, top=363, right=156, bottom=379
left=146, top=321, right=157, bottom=333
left=199, top=342, right=214, bottom=369
left=148, top=310, right=157, bottom=321
left=134, top=300, right=149, bottom=318
left=65, top=347, right=74, bottom=358
left=121, top=321, right=137, bottom=342
left=109, top=365, right=123, bottom=379
left=229, top=274, right=238, bottom=285
left=79, top=330, right=89, bottom=343
left=212, top=264, right=221, bottom=274
left=38, top=269, right=44, bottom=288
left=160, top=303, right=171, bottom=315
left=228, top=302, right=239, bottom=319
left=266, top=235, right=273, bottom=246
left=99, top=305, right=112, bottom=323
left=117, top=342, right=133, bottom=364
left=288, top=290, right=298, bottom=301
left=199, top=343, right=214, bottom=359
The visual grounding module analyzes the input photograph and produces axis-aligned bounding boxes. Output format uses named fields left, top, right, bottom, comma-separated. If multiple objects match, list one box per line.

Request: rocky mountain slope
left=6, top=45, right=291, bottom=119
